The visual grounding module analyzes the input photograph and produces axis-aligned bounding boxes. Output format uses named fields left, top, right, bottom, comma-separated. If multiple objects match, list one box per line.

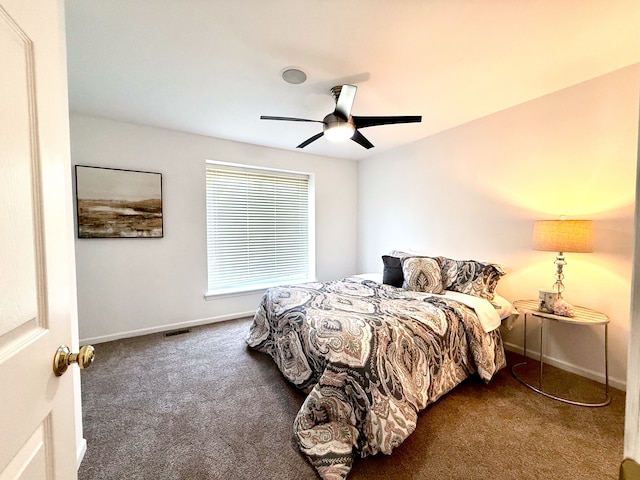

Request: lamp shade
left=532, top=220, right=593, bottom=253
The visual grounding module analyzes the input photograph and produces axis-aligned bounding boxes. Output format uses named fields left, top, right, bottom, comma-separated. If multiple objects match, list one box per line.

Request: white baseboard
left=76, top=438, right=87, bottom=469
left=79, top=311, right=255, bottom=345
left=503, top=341, right=626, bottom=391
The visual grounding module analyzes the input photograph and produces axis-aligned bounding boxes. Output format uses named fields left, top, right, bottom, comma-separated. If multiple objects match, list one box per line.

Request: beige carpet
left=78, top=317, right=625, bottom=479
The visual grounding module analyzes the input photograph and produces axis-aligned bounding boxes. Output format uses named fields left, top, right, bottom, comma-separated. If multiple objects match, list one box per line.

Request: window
left=205, top=161, right=314, bottom=295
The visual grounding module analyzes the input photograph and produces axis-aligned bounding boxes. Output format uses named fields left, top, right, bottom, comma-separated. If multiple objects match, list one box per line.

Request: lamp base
left=553, top=252, right=566, bottom=299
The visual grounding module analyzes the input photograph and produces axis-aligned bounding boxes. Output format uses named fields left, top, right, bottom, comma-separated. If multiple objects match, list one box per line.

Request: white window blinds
left=205, top=162, right=313, bottom=294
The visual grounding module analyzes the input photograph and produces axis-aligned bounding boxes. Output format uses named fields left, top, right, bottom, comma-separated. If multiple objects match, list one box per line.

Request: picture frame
left=75, top=165, right=163, bottom=238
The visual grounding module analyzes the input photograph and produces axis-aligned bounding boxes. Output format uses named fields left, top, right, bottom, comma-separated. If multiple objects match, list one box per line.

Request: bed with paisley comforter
left=247, top=255, right=508, bottom=480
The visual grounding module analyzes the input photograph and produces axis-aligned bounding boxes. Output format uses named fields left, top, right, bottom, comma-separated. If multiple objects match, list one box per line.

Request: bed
left=246, top=253, right=513, bottom=479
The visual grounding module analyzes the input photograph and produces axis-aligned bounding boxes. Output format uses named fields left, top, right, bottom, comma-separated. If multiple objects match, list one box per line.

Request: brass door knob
left=53, top=344, right=95, bottom=376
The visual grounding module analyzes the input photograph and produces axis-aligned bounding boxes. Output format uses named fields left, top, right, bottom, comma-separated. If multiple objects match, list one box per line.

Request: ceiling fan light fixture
left=324, top=123, right=355, bottom=142
left=323, top=113, right=355, bottom=142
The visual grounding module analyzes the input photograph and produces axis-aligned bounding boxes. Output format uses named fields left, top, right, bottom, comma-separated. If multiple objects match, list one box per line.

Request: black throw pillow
left=382, top=255, right=403, bottom=287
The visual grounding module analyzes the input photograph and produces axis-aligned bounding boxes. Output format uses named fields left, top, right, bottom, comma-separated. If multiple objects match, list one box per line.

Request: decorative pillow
left=381, top=255, right=404, bottom=288
left=401, top=256, right=444, bottom=294
left=438, top=257, right=505, bottom=300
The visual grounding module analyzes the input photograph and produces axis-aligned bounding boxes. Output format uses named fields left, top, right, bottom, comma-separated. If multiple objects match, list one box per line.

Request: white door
left=0, top=0, right=82, bottom=479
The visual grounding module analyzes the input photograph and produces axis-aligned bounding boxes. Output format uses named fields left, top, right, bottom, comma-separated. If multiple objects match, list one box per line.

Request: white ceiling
left=64, top=0, right=640, bottom=160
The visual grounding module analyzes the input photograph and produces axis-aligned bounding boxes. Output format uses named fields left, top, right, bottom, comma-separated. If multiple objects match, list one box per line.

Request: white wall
left=358, top=64, right=640, bottom=389
left=70, top=115, right=358, bottom=343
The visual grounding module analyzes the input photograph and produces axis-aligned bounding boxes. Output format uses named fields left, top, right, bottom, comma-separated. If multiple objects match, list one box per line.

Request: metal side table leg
left=539, top=316, right=544, bottom=390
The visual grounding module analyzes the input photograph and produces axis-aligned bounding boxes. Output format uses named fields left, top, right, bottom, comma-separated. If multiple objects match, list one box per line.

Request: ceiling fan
left=260, top=85, right=422, bottom=149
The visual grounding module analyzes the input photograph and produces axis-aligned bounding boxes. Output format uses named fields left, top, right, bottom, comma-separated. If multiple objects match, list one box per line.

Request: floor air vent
left=164, top=328, right=191, bottom=337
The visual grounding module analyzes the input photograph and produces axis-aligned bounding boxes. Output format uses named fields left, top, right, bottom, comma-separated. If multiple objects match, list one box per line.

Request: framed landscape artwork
left=75, top=165, right=163, bottom=238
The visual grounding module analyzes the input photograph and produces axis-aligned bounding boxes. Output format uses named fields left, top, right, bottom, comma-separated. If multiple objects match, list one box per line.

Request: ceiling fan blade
left=353, top=115, right=422, bottom=129
left=334, top=84, right=357, bottom=119
left=351, top=130, right=374, bottom=149
left=297, top=132, right=324, bottom=148
left=260, top=115, right=324, bottom=124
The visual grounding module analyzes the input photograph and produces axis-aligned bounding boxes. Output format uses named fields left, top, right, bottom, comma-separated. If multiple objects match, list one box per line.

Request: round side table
left=511, top=299, right=610, bottom=407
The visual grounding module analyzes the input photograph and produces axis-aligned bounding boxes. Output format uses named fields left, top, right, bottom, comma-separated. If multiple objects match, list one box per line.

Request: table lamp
left=532, top=219, right=593, bottom=299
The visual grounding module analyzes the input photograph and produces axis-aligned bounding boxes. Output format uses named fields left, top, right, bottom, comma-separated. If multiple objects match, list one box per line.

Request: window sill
left=204, top=278, right=316, bottom=300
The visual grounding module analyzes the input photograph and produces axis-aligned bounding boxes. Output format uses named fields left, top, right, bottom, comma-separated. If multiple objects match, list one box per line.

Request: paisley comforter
left=246, top=276, right=506, bottom=479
